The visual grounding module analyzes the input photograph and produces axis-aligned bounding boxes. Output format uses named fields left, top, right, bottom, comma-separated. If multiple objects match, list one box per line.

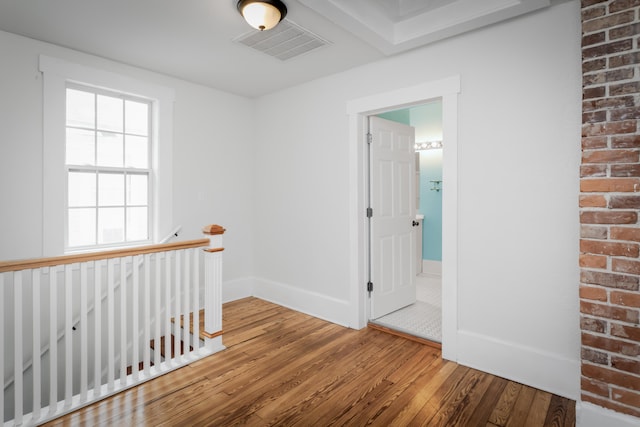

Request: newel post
left=202, top=224, right=225, bottom=351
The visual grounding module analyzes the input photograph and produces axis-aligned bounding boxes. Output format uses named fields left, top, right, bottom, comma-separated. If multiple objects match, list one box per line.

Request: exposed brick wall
left=581, top=0, right=640, bottom=418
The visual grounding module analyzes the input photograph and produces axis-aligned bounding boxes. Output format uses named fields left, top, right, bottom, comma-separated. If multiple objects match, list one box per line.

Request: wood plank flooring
left=45, top=297, right=575, bottom=426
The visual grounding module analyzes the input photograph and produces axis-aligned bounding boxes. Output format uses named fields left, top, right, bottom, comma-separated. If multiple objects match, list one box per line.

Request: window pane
left=68, top=208, right=96, bottom=247
left=66, top=128, right=95, bottom=166
left=98, top=173, right=124, bottom=206
left=126, top=207, right=148, bottom=241
left=98, top=207, right=124, bottom=244
left=97, top=131, right=123, bottom=167
left=68, top=171, right=96, bottom=207
left=125, top=135, right=148, bottom=168
left=66, top=89, right=95, bottom=129
left=127, top=174, right=148, bottom=205
left=97, top=94, right=123, bottom=132
left=125, top=100, right=149, bottom=136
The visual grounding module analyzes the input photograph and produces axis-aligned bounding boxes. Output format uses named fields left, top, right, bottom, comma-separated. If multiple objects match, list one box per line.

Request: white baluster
left=64, top=264, right=73, bottom=406
left=94, top=260, right=102, bottom=398
left=80, top=263, right=88, bottom=402
left=132, top=254, right=141, bottom=380
left=143, top=254, right=151, bottom=377
left=49, top=266, right=58, bottom=415
left=32, top=269, right=41, bottom=421
left=107, top=259, right=115, bottom=391
left=0, top=273, right=4, bottom=425
left=154, top=253, right=161, bottom=371
left=164, top=252, right=171, bottom=367
left=193, top=250, right=200, bottom=355
left=174, top=250, right=181, bottom=364
left=184, top=249, right=191, bottom=356
left=120, top=257, right=127, bottom=384
left=14, top=271, right=23, bottom=425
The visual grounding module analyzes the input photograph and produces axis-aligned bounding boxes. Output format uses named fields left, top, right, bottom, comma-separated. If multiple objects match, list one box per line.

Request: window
left=40, top=55, right=174, bottom=256
left=65, top=86, right=152, bottom=249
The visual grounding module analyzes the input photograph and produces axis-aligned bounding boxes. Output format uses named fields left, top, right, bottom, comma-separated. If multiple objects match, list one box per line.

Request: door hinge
left=366, top=133, right=372, bottom=144
left=367, top=281, right=373, bottom=292
left=366, top=207, right=373, bottom=218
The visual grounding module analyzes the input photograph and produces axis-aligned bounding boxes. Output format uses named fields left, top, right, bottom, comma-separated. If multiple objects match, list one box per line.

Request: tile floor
left=370, top=273, right=442, bottom=343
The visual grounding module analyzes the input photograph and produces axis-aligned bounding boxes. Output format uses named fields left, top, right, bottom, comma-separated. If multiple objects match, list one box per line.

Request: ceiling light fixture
left=237, top=0, right=287, bottom=31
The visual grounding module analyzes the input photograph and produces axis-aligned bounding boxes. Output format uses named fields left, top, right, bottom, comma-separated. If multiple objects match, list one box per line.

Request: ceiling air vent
left=234, top=20, right=330, bottom=61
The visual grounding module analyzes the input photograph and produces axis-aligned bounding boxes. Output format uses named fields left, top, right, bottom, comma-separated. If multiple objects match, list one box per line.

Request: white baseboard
left=222, top=277, right=254, bottom=303
left=252, top=277, right=351, bottom=327
left=457, top=330, right=579, bottom=400
left=577, top=401, right=640, bottom=427
left=422, top=260, right=442, bottom=277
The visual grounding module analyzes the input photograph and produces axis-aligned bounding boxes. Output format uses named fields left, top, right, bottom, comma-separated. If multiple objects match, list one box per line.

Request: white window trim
left=40, top=55, right=174, bottom=256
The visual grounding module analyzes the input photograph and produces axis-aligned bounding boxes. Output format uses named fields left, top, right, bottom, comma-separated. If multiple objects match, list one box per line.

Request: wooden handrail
left=0, top=239, right=211, bottom=273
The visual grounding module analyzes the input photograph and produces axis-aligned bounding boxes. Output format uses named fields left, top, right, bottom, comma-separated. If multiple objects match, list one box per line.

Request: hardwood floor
left=45, top=297, right=575, bottom=426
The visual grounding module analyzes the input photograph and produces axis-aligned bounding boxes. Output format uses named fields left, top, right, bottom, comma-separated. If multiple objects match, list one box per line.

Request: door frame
left=346, top=76, right=460, bottom=361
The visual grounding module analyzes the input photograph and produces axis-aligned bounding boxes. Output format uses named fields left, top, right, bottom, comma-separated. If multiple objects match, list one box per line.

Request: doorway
left=346, top=76, right=460, bottom=361
left=369, top=101, right=443, bottom=344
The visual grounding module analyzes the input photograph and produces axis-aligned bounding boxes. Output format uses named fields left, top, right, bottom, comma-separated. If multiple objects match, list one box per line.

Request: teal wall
left=419, top=150, right=442, bottom=261
left=377, top=100, right=442, bottom=262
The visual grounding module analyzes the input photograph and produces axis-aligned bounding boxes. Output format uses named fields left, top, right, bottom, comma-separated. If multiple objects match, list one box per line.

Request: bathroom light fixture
left=237, top=0, right=287, bottom=31
left=414, top=140, right=443, bottom=151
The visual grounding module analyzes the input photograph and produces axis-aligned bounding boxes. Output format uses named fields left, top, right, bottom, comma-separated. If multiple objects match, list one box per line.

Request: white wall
left=253, top=0, right=582, bottom=399
left=0, top=30, right=255, bottom=282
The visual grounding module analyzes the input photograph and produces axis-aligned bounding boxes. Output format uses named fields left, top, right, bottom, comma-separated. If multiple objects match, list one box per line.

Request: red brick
left=610, top=81, right=640, bottom=96
left=581, top=164, right=607, bottom=177
left=582, top=376, right=610, bottom=397
left=583, top=68, right=635, bottom=86
left=583, top=347, right=610, bottom=364
left=584, top=86, right=607, bottom=99
left=582, top=225, right=608, bottom=239
left=584, top=95, right=636, bottom=112
left=610, top=195, right=640, bottom=208
left=610, top=52, right=640, bottom=68
left=612, top=387, right=640, bottom=408
left=611, top=290, right=640, bottom=307
left=584, top=57, right=607, bottom=73
left=582, top=86, right=607, bottom=99
left=581, top=284, right=609, bottom=300
left=583, top=32, right=607, bottom=47
left=581, top=301, right=640, bottom=322
left=582, top=333, right=640, bottom=357
left=582, top=110, right=608, bottom=123
left=582, top=0, right=605, bottom=7
left=582, top=135, right=608, bottom=149
left=611, top=323, right=640, bottom=341
left=581, top=316, right=608, bottom=333
left=612, top=355, right=640, bottom=375
left=583, top=4, right=606, bottom=20
left=583, top=12, right=636, bottom=35
left=582, top=120, right=637, bottom=136
left=580, top=195, right=607, bottom=208
left=611, top=164, right=640, bottom=177
left=583, top=149, right=639, bottom=163
left=579, top=210, right=638, bottom=224
left=581, top=269, right=639, bottom=290
left=611, top=107, right=640, bottom=121
left=609, top=0, right=640, bottom=13
left=612, top=258, right=640, bottom=275
left=581, top=393, right=640, bottom=418
left=610, top=22, right=640, bottom=39
left=612, top=135, right=640, bottom=148
left=581, top=178, right=640, bottom=192
left=611, top=226, right=640, bottom=242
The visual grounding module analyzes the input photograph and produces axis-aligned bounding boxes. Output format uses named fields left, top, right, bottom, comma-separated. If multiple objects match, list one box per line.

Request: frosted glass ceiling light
left=237, top=0, right=287, bottom=31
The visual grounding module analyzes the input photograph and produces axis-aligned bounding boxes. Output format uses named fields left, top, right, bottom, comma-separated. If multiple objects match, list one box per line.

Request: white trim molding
left=577, top=401, right=640, bottom=427
left=39, top=55, right=175, bottom=256
left=346, top=76, right=461, bottom=362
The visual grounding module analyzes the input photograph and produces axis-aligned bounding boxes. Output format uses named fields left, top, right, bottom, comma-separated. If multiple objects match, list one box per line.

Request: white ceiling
left=0, top=0, right=555, bottom=98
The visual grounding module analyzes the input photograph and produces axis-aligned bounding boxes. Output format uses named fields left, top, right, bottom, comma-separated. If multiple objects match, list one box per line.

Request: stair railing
left=0, top=224, right=225, bottom=426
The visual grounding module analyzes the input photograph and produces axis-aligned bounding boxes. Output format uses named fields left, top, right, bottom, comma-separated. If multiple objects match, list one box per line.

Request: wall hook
left=430, top=180, right=442, bottom=192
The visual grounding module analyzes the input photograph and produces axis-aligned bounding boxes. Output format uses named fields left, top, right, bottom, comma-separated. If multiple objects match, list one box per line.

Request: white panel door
left=369, top=116, right=416, bottom=319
